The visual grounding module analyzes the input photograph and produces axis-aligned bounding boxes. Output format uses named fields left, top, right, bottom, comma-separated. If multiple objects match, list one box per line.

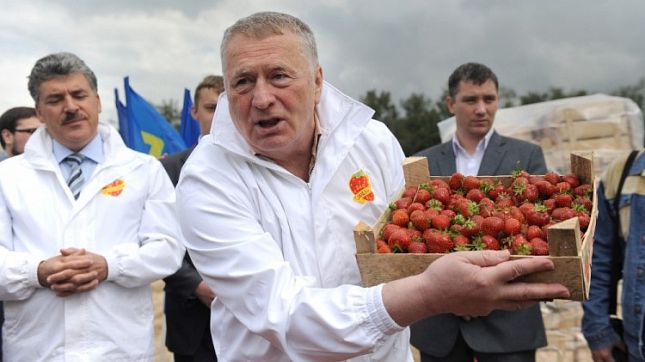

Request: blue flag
left=122, top=77, right=186, bottom=157
left=180, top=88, right=200, bottom=148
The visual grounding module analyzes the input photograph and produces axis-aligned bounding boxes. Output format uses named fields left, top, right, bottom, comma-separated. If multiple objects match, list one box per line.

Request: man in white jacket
left=176, top=12, right=570, bottom=361
left=0, top=52, right=184, bottom=361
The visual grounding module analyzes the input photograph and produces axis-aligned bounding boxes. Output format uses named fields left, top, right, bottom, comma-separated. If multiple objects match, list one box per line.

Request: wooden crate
left=353, top=152, right=598, bottom=301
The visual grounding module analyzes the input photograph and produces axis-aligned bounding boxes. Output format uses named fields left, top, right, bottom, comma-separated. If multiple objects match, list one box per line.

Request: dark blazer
left=410, top=131, right=548, bottom=356
left=161, top=147, right=216, bottom=358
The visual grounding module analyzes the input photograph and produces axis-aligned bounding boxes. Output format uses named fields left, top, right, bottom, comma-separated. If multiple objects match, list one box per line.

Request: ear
left=445, top=95, right=456, bottom=115
left=1, top=129, right=14, bottom=147
left=96, top=93, right=102, bottom=114
left=191, top=105, right=198, bottom=120
left=313, top=65, right=323, bottom=104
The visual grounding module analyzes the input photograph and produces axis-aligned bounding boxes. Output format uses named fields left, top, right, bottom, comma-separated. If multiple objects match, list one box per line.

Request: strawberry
left=376, top=240, right=392, bottom=253
left=542, top=198, right=556, bottom=213
left=463, top=176, right=480, bottom=192
left=495, top=192, right=514, bottom=208
left=440, top=209, right=456, bottom=219
left=431, top=187, right=451, bottom=206
left=481, top=235, right=501, bottom=250
left=424, top=230, right=454, bottom=253
left=573, top=197, right=592, bottom=212
left=534, top=180, right=556, bottom=198
left=551, top=207, right=576, bottom=221
left=574, top=184, right=593, bottom=198
left=526, top=225, right=545, bottom=240
left=430, top=179, right=450, bottom=190
left=544, top=171, right=561, bottom=185
left=555, top=181, right=572, bottom=194
left=431, top=214, right=451, bottom=230
left=460, top=218, right=480, bottom=238
left=529, top=237, right=549, bottom=256
left=504, top=217, right=522, bottom=236
left=554, top=193, right=573, bottom=208
left=415, top=188, right=432, bottom=205
left=426, top=199, right=443, bottom=211
left=526, top=204, right=550, bottom=226
left=481, top=216, right=504, bottom=237
left=410, top=210, right=430, bottom=231
left=388, top=228, right=411, bottom=252
left=394, top=196, right=413, bottom=210
left=407, top=202, right=426, bottom=214
left=562, top=173, right=580, bottom=188
left=510, top=234, right=532, bottom=255
left=408, top=240, right=428, bottom=254
left=466, top=188, right=485, bottom=203
left=424, top=208, right=440, bottom=219
left=578, top=213, right=591, bottom=231
left=381, top=223, right=401, bottom=241
left=454, top=199, right=479, bottom=218
left=402, top=186, right=418, bottom=199
left=391, top=209, right=410, bottom=227
left=453, top=234, right=471, bottom=251
left=448, top=172, right=465, bottom=191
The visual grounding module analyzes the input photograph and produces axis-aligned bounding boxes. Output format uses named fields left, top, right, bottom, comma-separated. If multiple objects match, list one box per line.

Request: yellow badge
left=349, top=169, right=375, bottom=204
left=101, top=179, right=125, bottom=197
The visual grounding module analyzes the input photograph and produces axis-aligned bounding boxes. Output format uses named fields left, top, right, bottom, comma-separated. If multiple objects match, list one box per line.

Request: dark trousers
left=172, top=329, right=217, bottom=362
left=419, top=331, right=535, bottom=362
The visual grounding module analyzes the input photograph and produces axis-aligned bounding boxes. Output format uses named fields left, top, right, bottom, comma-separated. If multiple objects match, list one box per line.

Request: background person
left=413, top=62, right=548, bottom=362
left=162, top=74, right=224, bottom=362
left=0, top=106, right=43, bottom=160
left=582, top=149, right=644, bottom=362
left=175, top=12, right=568, bottom=361
left=0, top=52, right=183, bottom=361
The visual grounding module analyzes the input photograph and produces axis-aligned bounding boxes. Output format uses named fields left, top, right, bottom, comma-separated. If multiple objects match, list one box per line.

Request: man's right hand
left=37, top=248, right=106, bottom=297
left=195, top=281, right=215, bottom=307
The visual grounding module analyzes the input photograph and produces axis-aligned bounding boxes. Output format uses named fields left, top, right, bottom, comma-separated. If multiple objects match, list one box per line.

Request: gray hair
left=28, top=52, right=98, bottom=102
left=220, top=12, right=319, bottom=71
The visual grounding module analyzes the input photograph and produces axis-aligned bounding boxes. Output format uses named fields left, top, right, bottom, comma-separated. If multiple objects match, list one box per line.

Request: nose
left=251, top=79, right=275, bottom=110
left=63, top=95, right=79, bottom=113
left=474, top=100, right=486, bottom=115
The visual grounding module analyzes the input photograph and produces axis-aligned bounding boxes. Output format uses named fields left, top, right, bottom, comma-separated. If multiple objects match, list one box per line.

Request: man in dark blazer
left=162, top=75, right=223, bottom=362
left=412, top=63, right=548, bottom=362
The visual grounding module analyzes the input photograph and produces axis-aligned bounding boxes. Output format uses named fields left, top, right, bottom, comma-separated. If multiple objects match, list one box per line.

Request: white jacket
left=177, top=82, right=411, bottom=361
left=0, top=123, right=184, bottom=362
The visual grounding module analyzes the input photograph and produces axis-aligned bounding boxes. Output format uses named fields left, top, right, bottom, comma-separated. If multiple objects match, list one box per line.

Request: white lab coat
left=0, top=123, right=184, bottom=361
left=177, top=82, right=412, bottom=361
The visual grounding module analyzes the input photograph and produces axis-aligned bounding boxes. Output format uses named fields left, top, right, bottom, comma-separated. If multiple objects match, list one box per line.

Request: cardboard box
left=353, top=152, right=598, bottom=301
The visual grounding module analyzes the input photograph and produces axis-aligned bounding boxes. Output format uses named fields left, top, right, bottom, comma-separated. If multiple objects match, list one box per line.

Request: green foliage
left=156, top=99, right=181, bottom=129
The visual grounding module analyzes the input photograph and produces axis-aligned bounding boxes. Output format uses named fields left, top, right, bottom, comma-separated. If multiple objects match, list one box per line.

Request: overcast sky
left=1, top=0, right=644, bottom=124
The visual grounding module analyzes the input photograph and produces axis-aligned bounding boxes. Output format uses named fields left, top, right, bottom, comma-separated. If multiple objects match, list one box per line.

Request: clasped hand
left=37, top=247, right=108, bottom=297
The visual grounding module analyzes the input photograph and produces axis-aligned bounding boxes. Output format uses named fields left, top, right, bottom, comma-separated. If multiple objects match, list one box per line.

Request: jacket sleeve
left=526, top=144, right=548, bottom=175
left=581, top=181, right=622, bottom=349
left=163, top=254, right=202, bottom=299
left=104, top=159, right=185, bottom=288
left=177, top=142, right=405, bottom=360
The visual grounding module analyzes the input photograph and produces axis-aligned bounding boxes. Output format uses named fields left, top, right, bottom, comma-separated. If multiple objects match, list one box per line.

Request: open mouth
left=256, top=118, right=281, bottom=128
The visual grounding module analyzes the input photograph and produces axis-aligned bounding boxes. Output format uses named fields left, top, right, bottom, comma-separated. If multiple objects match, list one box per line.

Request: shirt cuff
left=366, top=284, right=405, bottom=336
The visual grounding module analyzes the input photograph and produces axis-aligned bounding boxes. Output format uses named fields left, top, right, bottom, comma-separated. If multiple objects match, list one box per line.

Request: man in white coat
left=176, top=12, right=570, bottom=361
left=0, top=52, right=184, bottom=361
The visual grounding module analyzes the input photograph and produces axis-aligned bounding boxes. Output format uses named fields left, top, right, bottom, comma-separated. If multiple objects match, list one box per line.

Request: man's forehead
left=40, top=74, right=92, bottom=92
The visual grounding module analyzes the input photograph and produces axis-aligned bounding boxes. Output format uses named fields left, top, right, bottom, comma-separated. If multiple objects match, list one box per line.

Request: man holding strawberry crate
left=175, top=15, right=569, bottom=361
left=413, top=63, right=550, bottom=362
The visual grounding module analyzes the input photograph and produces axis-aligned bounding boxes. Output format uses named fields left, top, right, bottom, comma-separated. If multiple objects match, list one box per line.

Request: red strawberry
left=488, top=183, right=507, bottom=200
left=377, top=240, right=392, bottom=253
left=430, top=179, right=450, bottom=190
left=574, top=184, right=593, bottom=198
left=460, top=218, right=480, bottom=238
left=551, top=207, right=576, bottom=221
left=424, top=230, right=454, bottom=253
left=534, top=180, right=556, bottom=198
left=407, top=202, right=426, bottom=214
left=426, top=199, right=443, bottom=211
left=431, top=187, right=451, bottom=206
left=415, top=188, right=432, bottom=205
left=410, top=210, right=430, bottom=231
left=542, top=198, right=556, bottom=213
left=448, top=172, right=465, bottom=191
left=394, top=197, right=413, bottom=210
left=555, top=181, right=572, bottom=194
left=573, top=197, right=592, bottom=212
left=562, top=173, right=580, bottom=188
left=504, top=217, right=522, bottom=236
left=388, top=228, right=411, bottom=252
left=440, top=209, right=456, bottom=219
left=402, top=186, right=418, bottom=199
left=431, top=214, right=451, bottom=230
left=554, top=193, right=573, bottom=208
left=381, top=223, right=401, bottom=241
left=510, top=234, right=531, bottom=255
left=526, top=225, right=545, bottom=240
left=578, top=213, right=590, bottom=231
left=463, top=176, right=480, bottom=192
left=544, top=171, right=561, bottom=185
left=481, top=235, right=501, bottom=250
left=453, top=234, right=471, bottom=251
left=526, top=204, right=550, bottom=226
left=529, top=237, right=549, bottom=256
left=481, top=216, right=504, bottom=237
left=391, top=209, right=410, bottom=227
left=466, top=188, right=485, bottom=203
left=408, top=240, right=428, bottom=254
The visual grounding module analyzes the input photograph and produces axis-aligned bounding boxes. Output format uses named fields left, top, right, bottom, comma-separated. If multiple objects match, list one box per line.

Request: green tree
left=360, top=90, right=399, bottom=122
left=398, top=93, right=442, bottom=155
left=156, top=99, right=181, bottom=129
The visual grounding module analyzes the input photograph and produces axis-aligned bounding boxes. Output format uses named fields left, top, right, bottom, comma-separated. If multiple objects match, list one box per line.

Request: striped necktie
left=64, top=153, right=84, bottom=199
